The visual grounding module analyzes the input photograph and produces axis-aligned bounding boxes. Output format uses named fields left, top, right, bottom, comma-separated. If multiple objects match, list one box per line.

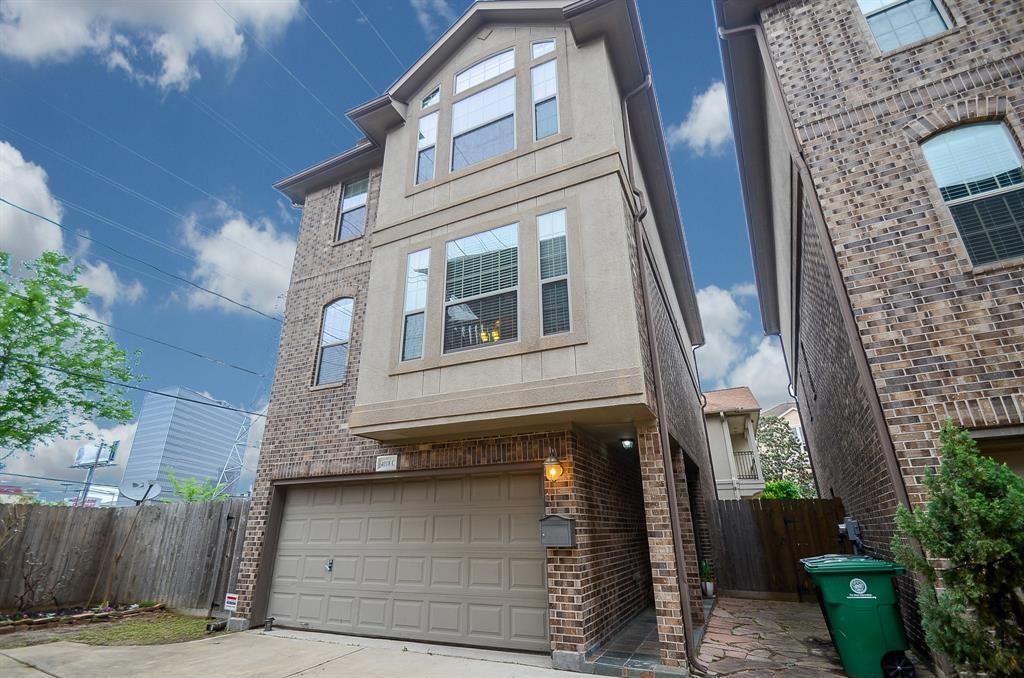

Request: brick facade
left=753, top=0, right=1024, bottom=657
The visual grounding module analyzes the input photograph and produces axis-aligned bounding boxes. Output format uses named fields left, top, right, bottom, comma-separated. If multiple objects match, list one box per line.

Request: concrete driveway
left=0, top=628, right=566, bottom=677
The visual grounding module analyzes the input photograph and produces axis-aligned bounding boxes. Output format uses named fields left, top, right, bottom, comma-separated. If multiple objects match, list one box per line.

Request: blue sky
left=0, top=0, right=789, bottom=494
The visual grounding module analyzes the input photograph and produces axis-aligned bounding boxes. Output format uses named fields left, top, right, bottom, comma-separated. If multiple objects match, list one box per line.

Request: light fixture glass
left=620, top=438, right=635, bottom=450
left=543, top=451, right=563, bottom=481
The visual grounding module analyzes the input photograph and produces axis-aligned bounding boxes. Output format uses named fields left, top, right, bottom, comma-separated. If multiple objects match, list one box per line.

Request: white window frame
left=449, top=77, right=517, bottom=172
left=415, top=111, right=439, bottom=185
left=315, top=298, right=354, bottom=386
left=442, top=223, right=520, bottom=354
left=454, top=48, right=515, bottom=95
left=531, top=59, right=559, bottom=142
left=856, top=0, right=949, bottom=52
left=401, top=249, right=430, bottom=361
left=537, top=209, right=571, bottom=336
left=421, top=86, right=440, bottom=109
left=531, top=39, right=555, bottom=60
left=337, top=176, right=369, bottom=241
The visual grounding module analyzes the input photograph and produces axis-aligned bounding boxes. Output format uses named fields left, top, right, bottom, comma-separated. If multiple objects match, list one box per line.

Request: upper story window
left=451, top=78, right=515, bottom=171
left=531, top=40, right=555, bottom=59
left=402, top=249, right=430, bottom=361
left=338, top=176, right=369, bottom=240
left=538, top=209, right=569, bottom=335
left=531, top=59, right=558, bottom=140
left=421, top=87, right=440, bottom=109
left=922, top=122, right=1024, bottom=266
left=443, top=223, right=518, bottom=353
left=316, top=298, right=353, bottom=385
left=455, top=48, right=514, bottom=94
left=416, top=112, right=438, bottom=184
left=857, top=0, right=947, bottom=52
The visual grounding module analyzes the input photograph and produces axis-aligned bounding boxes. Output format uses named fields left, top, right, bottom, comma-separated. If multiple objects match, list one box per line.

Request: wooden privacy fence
left=0, top=499, right=249, bottom=616
left=715, top=498, right=851, bottom=601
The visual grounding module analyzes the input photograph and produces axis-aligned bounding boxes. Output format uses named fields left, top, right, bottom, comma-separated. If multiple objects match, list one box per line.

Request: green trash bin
left=801, top=554, right=915, bottom=678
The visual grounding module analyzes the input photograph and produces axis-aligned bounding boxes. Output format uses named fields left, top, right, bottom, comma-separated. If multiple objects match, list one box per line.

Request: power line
left=0, top=472, right=119, bottom=489
left=1, top=197, right=283, bottom=323
left=183, top=93, right=294, bottom=175
left=350, top=0, right=406, bottom=69
left=5, top=289, right=265, bottom=377
left=300, top=4, right=379, bottom=93
left=0, top=122, right=291, bottom=271
left=8, top=355, right=267, bottom=418
left=215, top=0, right=361, bottom=137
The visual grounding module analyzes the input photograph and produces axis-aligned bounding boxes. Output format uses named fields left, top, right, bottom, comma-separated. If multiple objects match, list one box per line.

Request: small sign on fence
left=224, top=592, right=238, bottom=612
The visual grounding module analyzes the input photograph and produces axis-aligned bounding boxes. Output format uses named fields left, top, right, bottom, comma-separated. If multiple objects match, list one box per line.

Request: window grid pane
left=421, top=87, right=440, bottom=109
left=535, top=98, right=558, bottom=141
left=923, top=124, right=1024, bottom=201
left=542, top=279, right=570, bottom=335
left=539, top=236, right=567, bottom=279
left=418, top=112, right=438, bottom=149
left=455, top=49, right=514, bottom=94
left=342, top=177, right=369, bottom=210
left=317, top=343, right=348, bottom=385
left=445, top=225, right=519, bottom=300
left=865, top=0, right=946, bottom=51
left=532, top=60, right=557, bottom=102
left=444, top=292, right=518, bottom=353
left=532, top=40, right=555, bottom=59
left=949, top=188, right=1024, bottom=265
left=321, top=299, right=353, bottom=347
left=452, top=78, right=515, bottom=136
left=452, top=116, right=514, bottom=170
left=338, top=205, right=366, bottom=240
left=417, top=147, right=436, bottom=184
left=402, top=312, right=425, bottom=361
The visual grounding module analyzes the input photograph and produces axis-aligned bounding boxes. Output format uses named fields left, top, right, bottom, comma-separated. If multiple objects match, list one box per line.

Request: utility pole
left=71, top=441, right=119, bottom=507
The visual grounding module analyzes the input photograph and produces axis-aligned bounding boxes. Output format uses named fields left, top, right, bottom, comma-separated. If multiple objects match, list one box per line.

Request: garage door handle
left=325, top=558, right=334, bottom=572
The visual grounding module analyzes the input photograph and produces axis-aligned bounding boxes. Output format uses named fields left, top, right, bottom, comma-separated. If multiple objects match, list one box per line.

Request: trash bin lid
left=800, top=554, right=905, bottom=573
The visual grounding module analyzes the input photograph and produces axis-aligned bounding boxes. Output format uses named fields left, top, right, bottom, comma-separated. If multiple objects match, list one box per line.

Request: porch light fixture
left=543, top=451, right=563, bottom=481
left=620, top=438, right=635, bottom=450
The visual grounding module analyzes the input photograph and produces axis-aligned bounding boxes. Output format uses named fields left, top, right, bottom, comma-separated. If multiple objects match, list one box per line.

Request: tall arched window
left=922, top=122, right=1024, bottom=265
left=316, top=298, right=353, bottom=385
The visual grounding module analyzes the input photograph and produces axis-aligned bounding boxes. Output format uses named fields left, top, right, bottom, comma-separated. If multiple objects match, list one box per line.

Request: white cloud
left=0, top=140, right=64, bottom=266
left=667, top=81, right=733, bottom=156
left=409, top=0, right=458, bottom=38
left=78, top=260, right=145, bottom=310
left=696, top=284, right=749, bottom=381
left=0, top=0, right=301, bottom=91
left=726, top=336, right=792, bottom=409
left=181, top=210, right=295, bottom=316
left=696, top=283, right=792, bottom=409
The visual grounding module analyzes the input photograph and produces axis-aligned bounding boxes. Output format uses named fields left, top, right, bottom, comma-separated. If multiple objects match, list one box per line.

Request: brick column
left=637, top=425, right=687, bottom=667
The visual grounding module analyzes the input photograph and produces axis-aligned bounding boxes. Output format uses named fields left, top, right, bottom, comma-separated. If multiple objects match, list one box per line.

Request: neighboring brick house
left=715, top=0, right=1024, bottom=657
left=233, top=1, right=719, bottom=672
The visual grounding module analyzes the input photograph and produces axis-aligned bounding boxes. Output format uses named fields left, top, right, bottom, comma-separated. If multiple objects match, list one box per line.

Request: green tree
left=756, top=414, right=816, bottom=497
left=166, top=468, right=228, bottom=502
left=892, top=420, right=1024, bottom=676
left=761, top=479, right=803, bottom=499
left=0, top=251, right=137, bottom=467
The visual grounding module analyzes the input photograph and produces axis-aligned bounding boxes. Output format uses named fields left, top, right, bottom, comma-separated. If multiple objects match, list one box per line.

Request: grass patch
left=72, top=612, right=212, bottom=646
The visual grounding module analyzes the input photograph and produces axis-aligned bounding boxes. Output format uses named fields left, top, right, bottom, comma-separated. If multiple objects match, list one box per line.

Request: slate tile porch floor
left=588, top=607, right=663, bottom=674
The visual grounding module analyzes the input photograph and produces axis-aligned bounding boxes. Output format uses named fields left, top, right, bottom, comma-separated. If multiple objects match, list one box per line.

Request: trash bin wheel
left=881, top=651, right=916, bottom=677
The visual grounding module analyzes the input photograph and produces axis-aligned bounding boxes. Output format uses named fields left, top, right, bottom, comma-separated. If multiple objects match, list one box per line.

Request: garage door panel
left=269, top=471, right=548, bottom=652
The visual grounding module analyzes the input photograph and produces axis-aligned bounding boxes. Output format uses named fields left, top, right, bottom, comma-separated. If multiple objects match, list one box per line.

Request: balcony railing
left=734, top=450, right=759, bottom=480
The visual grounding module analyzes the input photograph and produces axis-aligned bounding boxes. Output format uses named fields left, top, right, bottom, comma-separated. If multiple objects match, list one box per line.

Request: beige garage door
left=268, top=470, right=549, bottom=651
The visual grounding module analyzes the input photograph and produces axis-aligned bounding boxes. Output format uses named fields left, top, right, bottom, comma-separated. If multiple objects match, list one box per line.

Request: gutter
left=622, top=75, right=714, bottom=678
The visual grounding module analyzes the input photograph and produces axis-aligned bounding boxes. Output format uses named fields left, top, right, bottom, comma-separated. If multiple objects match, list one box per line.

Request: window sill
left=967, top=254, right=1024, bottom=276
left=309, top=379, right=351, bottom=392
left=873, top=25, right=961, bottom=60
left=332, top=234, right=365, bottom=247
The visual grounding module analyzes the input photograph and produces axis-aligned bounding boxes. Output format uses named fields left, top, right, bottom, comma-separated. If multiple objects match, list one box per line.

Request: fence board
left=0, top=500, right=249, bottom=615
left=716, top=498, right=850, bottom=600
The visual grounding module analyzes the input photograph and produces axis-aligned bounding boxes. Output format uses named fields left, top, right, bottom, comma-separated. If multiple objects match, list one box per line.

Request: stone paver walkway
left=697, top=597, right=847, bottom=676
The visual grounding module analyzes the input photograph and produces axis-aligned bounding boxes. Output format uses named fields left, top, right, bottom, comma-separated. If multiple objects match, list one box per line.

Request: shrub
left=892, top=419, right=1024, bottom=676
left=761, top=479, right=803, bottom=499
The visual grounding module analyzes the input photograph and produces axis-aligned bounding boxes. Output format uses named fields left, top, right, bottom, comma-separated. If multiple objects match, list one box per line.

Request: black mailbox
left=539, top=514, right=576, bottom=548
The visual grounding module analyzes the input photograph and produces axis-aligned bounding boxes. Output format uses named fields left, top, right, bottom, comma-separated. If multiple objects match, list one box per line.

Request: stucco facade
left=716, top=0, right=1024, bottom=658
left=235, top=1, right=715, bottom=672
left=703, top=387, right=766, bottom=500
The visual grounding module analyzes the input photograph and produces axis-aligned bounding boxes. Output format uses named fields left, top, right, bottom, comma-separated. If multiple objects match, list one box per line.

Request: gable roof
left=763, top=401, right=797, bottom=417
left=273, top=0, right=704, bottom=344
left=703, top=386, right=761, bottom=415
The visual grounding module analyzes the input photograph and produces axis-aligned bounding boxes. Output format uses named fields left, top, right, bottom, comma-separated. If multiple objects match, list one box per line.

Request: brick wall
left=758, top=0, right=1024, bottom=653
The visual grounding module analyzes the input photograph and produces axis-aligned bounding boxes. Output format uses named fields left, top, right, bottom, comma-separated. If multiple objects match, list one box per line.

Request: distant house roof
left=763, top=401, right=797, bottom=417
left=703, top=386, right=760, bottom=415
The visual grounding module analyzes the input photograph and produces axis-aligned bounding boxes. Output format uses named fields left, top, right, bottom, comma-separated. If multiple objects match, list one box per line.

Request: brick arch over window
left=903, top=95, right=1012, bottom=142
left=314, top=297, right=355, bottom=386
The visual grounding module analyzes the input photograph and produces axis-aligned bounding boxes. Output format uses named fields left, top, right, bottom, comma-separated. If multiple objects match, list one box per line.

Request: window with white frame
left=443, top=223, right=518, bottom=353
left=538, top=209, right=570, bottom=335
left=337, top=176, right=369, bottom=240
left=922, top=122, right=1024, bottom=265
left=402, top=249, right=430, bottom=361
left=455, top=48, right=514, bottom=94
left=856, top=0, right=947, bottom=52
left=316, top=298, right=353, bottom=385
left=451, top=78, right=515, bottom=171
left=421, top=86, right=440, bottom=109
left=531, top=59, right=558, bottom=141
left=416, top=112, right=438, bottom=184
left=531, top=39, right=555, bottom=59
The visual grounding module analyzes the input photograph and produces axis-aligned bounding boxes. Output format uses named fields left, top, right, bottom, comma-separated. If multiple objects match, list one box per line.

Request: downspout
left=621, top=76, right=713, bottom=678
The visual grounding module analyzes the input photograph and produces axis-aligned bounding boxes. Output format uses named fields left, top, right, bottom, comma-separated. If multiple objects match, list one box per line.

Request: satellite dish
left=119, top=480, right=162, bottom=502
